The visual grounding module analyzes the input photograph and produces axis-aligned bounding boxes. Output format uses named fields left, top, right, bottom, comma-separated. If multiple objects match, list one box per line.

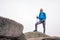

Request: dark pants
left=35, top=20, right=45, bottom=34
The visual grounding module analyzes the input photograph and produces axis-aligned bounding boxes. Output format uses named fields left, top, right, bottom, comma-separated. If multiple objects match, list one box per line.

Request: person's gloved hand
left=42, top=19, right=45, bottom=22
left=36, top=16, right=38, bottom=19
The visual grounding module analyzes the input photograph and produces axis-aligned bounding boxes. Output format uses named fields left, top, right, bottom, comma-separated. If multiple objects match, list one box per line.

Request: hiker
left=34, top=8, right=46, bottom=34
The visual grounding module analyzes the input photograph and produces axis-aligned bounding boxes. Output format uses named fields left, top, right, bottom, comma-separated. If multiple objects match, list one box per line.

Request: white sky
left=0, top=0, right=60, bottom=37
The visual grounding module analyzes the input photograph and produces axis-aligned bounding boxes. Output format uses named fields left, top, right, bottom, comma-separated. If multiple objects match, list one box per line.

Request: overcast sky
left=0, top=0, right=60, bottom=37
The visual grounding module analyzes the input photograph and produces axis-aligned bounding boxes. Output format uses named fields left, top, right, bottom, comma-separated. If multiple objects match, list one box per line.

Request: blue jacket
left=38, top=12, right=46, bottom=20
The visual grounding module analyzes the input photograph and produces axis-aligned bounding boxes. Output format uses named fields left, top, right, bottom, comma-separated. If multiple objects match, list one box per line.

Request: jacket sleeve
left=44, top=13, right=46, bottom=20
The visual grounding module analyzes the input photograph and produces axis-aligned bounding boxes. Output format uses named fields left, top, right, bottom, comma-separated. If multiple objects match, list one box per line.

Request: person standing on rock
left=34, top=8, right=46, bottom=34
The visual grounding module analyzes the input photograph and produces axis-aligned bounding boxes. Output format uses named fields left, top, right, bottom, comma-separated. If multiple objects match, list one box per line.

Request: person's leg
left=34, top=21, right=41, bottom=32
left=42, top=21, right=45, bottom=34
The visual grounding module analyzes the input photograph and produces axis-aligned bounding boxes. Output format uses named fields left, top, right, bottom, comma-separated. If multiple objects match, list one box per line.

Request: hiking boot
left=33, top=30, right=37, bottom=32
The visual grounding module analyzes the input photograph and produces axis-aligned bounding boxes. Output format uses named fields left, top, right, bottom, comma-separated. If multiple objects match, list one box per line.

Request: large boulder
left=0, top=16, right=23, bottom=37
left=0, top=16, right=27, bottom=40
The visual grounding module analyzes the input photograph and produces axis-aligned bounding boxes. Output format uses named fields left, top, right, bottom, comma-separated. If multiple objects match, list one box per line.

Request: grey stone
left=27, top=37, right=60, bottom=40
left=0, top=16, right=23, bottom=37
left=24, top=32, right=49, bottom=39
left=25, top=32, right=60, bottom=40
left=0, top=16, right=27, bottom=40
left=18, top=33, right=27, bottom=40
left=0, top=33, right=27, bottom=40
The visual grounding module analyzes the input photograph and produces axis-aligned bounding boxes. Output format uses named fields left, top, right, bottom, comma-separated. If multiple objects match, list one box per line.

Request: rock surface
left=0, top=16, right=27, bottom=40
left=0, top=16, right=23, bottom=37
left=0, top=33, right=27, bottom=40
left=27, top=37, right=60, bottom=40
left=24, top=32, right=60, bottom=40
left=24, top=32, right=50, bottom=39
